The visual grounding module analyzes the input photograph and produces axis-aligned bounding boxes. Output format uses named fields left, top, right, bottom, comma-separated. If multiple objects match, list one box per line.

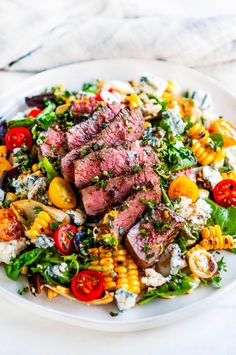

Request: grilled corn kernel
left=200, top=235, right=234, bottom=250
left=201, top=225, right=222, bottom=239
left=47, top=288, right=58, bottom=299
left=125, top=94, right=142, bottom=108
left=55, top=285, right=70, bottom=295
left=26, top=211, right=52, bottom=238
left=221, top=170, right=236, bottom=181
left=88, top=246, right=141, bottom=294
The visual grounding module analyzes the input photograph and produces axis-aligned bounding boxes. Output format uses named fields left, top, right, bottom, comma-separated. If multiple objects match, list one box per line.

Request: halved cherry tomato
left=53, top=224, right=77, bottom=254
left=5, top=127, right=33, bottom=152
left=0, top=157, right=12, bottom=178
left=168, top=176, right=199, bottom=202
left=71, top=270, right=105, bottom=302
left=188, top=249, right=218, bottom=279
left=48, top=177, right=76, bottom=209
left=213, top=179, right=236, bottom=207
left=210, top=119, right=236, bottom=147
left=27, top=107, right=42, bottom=118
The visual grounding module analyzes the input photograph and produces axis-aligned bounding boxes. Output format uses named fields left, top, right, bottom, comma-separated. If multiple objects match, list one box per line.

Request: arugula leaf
left=31, top=104, right=56, bottom=138
left=205, top=198, right=236, bottom=234
left=156, top=138, right=196, bottom=172
left=202, top=257, right=227, bottom=289
left=4, top=249, right=45, bottom=280
left=82, top=82, right=98, bottom=94
left=138, top=274, right=198, bottom=305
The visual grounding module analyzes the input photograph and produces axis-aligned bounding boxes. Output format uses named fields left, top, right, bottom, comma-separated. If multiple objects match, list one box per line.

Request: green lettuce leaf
left=205, top=198, right=236, bottom=235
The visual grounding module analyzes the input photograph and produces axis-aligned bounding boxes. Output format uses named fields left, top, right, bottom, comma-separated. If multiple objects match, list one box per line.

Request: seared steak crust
left=74, top=143, right=158, bottom=188
left=125, top=205, right=185, bottom=268
left=81, top=167, right=159, bottom=216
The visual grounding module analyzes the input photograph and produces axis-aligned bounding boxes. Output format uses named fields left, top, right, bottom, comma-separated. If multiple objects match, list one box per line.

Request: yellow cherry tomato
left=188, top=249, right=218, bottom=279
left=48, top=177, right=76, bottom=209
left=0, top=157, right=12, bottom=178
left=168, top=176, right=199, bottom=202
left=210, top=119, right=236, bottom=147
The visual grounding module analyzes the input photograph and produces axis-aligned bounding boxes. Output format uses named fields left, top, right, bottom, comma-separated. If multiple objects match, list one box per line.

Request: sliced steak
left=74, top=142, right=158, bottom=188
left=39, top=128, right=66, bottom=158
left=96, top=182, right=161, bottom=243
left=61, top=107, right=145, bottom=182
left=81, top=167, right=159, bottom=216
left=125, top=205, right=185, bottom=268
left=67, top=104, right=120, bottom=150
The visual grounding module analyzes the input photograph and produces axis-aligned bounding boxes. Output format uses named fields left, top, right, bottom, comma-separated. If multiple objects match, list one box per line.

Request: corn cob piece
left=201, top=225, right=222, bottom=239
left=26, top=211, right=52, bottom=239
left=89, top=246, right=141, bottom=294
left=189, top=122, right=226, bottom=166
left=200, top=235, right=234, bottom=250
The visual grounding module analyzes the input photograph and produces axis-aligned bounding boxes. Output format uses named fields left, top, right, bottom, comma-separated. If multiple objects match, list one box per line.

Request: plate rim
left=0, top=58, right=236, bottom=331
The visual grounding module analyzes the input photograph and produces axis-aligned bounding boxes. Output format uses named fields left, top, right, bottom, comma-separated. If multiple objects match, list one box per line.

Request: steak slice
left=125, top=205, right=185, bottom=268
left=66, top=104, right=120, bottom=150
left=74, top=142, right=158, bottom=188
left=81, top=167, right=159, bottom=216
left=95, top=182, right=161, bottom=244
left=39, top=128, right=66, bottom=158
left=61, top=107, right=145, bottom=182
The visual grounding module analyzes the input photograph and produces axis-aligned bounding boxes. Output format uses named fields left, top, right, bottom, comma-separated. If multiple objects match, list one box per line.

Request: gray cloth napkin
left=1, top=0, right=236, bottom=72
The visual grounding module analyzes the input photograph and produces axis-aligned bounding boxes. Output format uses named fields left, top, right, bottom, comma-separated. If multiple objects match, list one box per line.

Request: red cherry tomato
left=95, top=88, right=121, bottom=104
left=27, top=107, right=42, bottom=118
left=53, top=225, right=77, bottom=254
left=71, top=270, right=105, bottom=302
left=213, top=179, right=236, bottom=207
left=5, top=127, right=33, bottom=152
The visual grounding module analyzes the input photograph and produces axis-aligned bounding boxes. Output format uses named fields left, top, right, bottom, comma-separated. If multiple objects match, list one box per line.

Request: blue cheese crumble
left=114, top=288, right=137, bottom=312
left=12, top=174, right=48, bottom=203
left=35, top=234, right=54, bottom=249
left=141, top=269, right=167, bottom=288
left=45, top=262, right=68, bottom=279
left=0, top=239, right=27, bottom=264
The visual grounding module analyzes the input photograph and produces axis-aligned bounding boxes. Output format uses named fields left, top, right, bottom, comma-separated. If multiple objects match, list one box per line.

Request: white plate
left=0, top=59, right=236, bottom=332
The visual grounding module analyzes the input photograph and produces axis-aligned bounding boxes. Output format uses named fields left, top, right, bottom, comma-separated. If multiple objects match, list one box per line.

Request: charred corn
left=47, top=288, right=58, bottom=299
left=200, top=235, right=234, bottom=250
left=201, top=225, right=222, bottom=239
left=189, top=122, right=226, bottom=165
left=89, top=246, right=141, bottom=294
left=26, top=211, right=52, bottom=239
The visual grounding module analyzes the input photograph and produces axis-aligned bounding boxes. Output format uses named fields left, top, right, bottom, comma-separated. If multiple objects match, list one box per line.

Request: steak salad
left=0, top=77, right=236, bottom=312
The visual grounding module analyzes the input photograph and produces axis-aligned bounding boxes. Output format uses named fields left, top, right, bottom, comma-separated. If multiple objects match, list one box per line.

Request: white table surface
left=1, top=67, right=236, bottom=355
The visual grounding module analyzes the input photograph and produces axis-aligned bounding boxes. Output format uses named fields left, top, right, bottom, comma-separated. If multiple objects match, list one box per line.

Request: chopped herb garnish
left=134, top=164, right=142, bottom=173
left=50, top=221, right=62, bottom=231
left=17, top=286, right=29, bottom=296
left=92, top=176, right=100, bottom=183
left=142, top=245, right=151, bottom=253
left=140, top=229, right=148, bottom=236
left=33, top=206, right=43, bottom=215
left=109, top=311, right=119, bottom=317
left=146, top=252, right=155, bottom=260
